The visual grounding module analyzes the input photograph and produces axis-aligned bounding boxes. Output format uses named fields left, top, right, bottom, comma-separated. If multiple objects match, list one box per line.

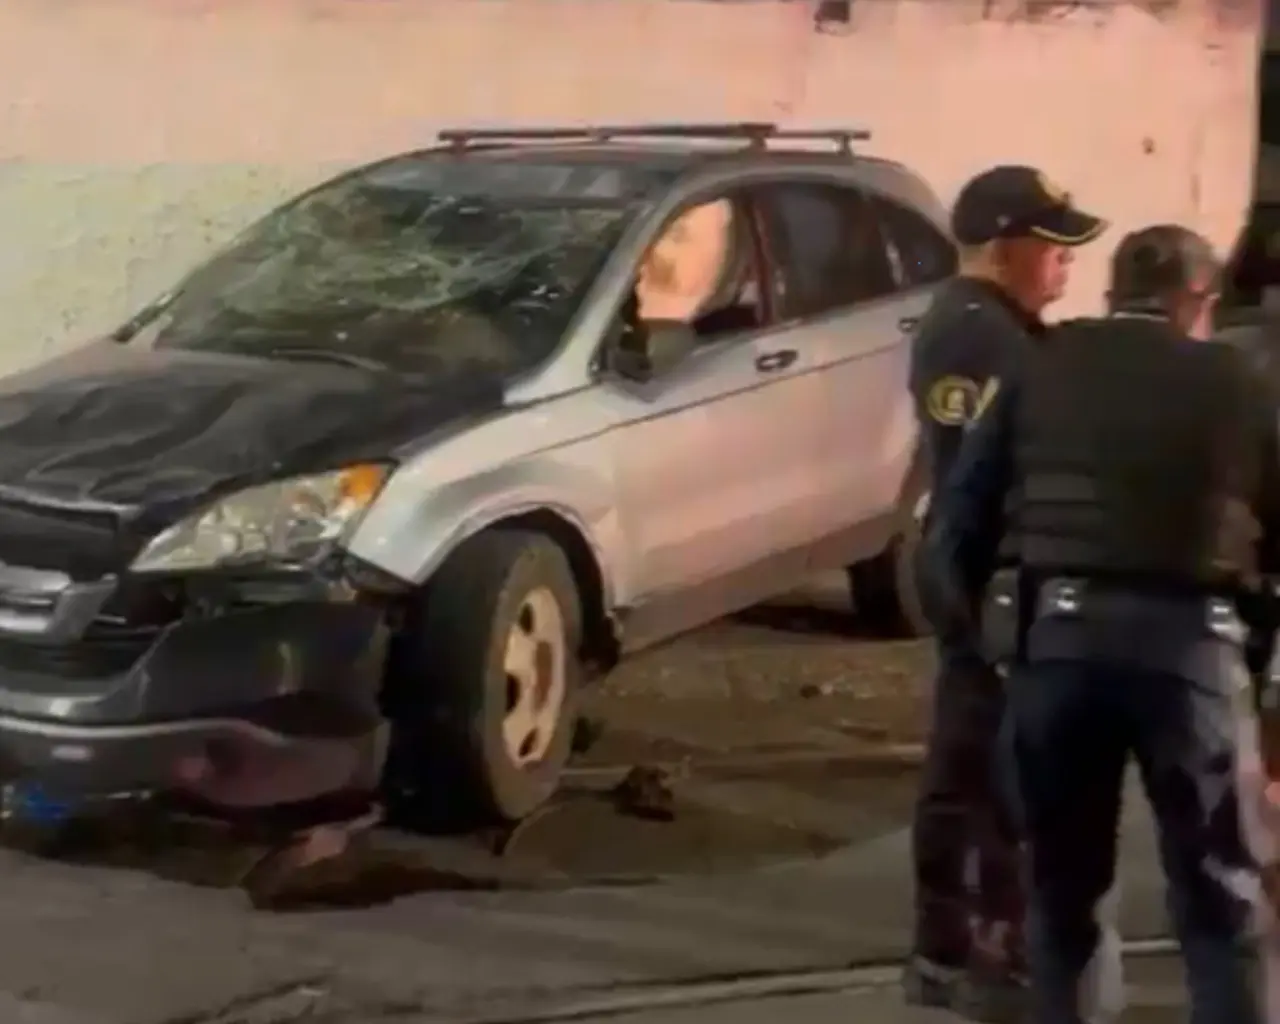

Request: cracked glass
left=141, top=156, right=664, bottom=379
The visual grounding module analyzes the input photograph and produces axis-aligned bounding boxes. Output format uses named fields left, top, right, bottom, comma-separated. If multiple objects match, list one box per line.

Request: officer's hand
left=1262, top=860, right=1280, bottom=912
left=920, top=570, right=979, bottom=645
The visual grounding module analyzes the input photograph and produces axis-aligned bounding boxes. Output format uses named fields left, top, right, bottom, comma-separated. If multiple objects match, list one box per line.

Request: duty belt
left=1027, top=576, right=1246, bottom=680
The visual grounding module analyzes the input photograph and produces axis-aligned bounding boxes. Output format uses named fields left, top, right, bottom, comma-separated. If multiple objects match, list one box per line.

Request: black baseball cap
left=950, top=165, right=1107, bottom=247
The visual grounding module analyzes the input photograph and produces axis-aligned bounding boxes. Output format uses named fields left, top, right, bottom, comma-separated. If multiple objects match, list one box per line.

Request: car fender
left=345, top=409, right=628, bottom=609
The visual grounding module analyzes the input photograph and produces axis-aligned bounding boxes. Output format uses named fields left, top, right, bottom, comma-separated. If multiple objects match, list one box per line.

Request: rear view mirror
left=611, top=319, right=697, bottom=382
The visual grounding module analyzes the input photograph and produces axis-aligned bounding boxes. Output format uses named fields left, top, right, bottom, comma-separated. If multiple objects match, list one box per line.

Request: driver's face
left=637, top=200, right=734, bottom=320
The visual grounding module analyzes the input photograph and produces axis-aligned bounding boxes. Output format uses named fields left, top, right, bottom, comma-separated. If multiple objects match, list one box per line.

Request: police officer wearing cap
left=924, top=224, right=1280, bottom=1024
left=905, top=164, right=1107, bottom=1018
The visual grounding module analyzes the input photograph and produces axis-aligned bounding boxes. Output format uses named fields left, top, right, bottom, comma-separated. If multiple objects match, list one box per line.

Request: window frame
left=593, top=183, right=782, bottom=374
left=587, top=167, right=925, bottom=380
left=629, top=186, right=776, bottom=334
left=752, top=178, right=899, bottom=324
left=868, top=192, right=958, bottom=291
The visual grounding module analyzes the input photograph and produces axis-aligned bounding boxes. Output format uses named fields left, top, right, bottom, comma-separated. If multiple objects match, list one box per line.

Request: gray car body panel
left=346, top=145, right=945, bottom=629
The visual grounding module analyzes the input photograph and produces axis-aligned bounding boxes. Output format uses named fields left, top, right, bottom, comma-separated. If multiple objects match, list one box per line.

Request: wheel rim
left=501, top=586, right=568, bottom=767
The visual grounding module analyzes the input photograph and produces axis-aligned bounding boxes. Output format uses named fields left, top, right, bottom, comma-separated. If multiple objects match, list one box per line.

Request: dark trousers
left=912, top=642, right=1026, bottom=968
left=1007, top=632, right=1259, bottom=1024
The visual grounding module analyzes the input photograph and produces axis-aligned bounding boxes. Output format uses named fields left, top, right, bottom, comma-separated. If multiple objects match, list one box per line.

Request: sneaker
left=902, top=955, right=965, bottom=1010
left=954, top=916, right=1029, bottom=1023
left=954, top=967, right=1030, bottom=1024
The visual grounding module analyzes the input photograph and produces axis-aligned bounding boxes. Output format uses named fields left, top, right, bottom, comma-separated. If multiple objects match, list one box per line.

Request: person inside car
left=635, top=198, right=760, bottom=338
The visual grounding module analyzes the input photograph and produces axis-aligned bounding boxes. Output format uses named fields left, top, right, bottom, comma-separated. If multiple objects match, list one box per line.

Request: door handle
left=898, top=316, right=920, bottom=333
left=755, top=349, right=798, bottom=373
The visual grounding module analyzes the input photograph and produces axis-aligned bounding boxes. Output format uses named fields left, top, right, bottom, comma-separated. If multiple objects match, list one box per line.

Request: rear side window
left=756, top=182, right=897, bottom=319
left=872, top=195, right=958, bottom=288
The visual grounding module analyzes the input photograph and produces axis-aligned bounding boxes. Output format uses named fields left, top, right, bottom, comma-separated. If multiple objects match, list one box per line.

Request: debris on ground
left=240, top=841, right=499, bottom=911
left=610, top=766, right=677, bottom=822
left=237, top=804, right=382, bottom=908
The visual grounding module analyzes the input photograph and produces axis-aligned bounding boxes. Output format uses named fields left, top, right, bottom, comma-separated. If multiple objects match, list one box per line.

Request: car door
left=605, top=188, right=832, bottom=614
left=752, top=179, right=913, bottom=541
left=854, top=191, right=960, bottom=511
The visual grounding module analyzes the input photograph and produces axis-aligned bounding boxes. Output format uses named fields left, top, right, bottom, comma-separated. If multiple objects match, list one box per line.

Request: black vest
left=1003, top=315, right=1264, bottom=590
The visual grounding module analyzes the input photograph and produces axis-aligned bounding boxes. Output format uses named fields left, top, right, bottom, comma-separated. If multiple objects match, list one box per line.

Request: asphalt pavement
left=0, top=774, right=1176, bottom=1024
left=539, top=959, right=1185, bottom=1024
left=0, top=602, right=1187, bottom=1023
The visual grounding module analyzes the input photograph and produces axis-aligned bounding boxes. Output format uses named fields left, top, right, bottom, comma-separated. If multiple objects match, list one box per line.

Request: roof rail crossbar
left=437, top=123, right=777, bottom=148
left=437, top=123, right=870, bottom=153
left=767, top=128, right=872, bottom=154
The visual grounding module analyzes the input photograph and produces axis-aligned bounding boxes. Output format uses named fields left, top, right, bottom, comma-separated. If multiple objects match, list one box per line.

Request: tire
left=849, top=488, right=933, bottom=638
left=384, top=528, right=583, bottom=826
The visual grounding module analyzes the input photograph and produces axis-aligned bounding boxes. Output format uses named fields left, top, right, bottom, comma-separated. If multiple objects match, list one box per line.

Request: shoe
left=951, top=916, right=1029, bottom=1023
left=954, top=967, right=1030, bottom=1024
left=902, top=955, right=965, bottom=1010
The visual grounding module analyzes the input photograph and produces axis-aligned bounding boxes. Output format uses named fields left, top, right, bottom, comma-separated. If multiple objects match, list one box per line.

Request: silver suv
left=0, top=124, right=948, bottom=825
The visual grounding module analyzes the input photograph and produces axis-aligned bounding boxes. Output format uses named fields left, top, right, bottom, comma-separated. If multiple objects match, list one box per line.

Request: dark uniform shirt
left=909, top=277, right=1044, bottom=497
left=929, top=315, right=1280, bottom=619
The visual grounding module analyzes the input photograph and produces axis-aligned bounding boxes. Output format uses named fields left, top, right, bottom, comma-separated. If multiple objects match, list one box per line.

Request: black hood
left=0, top=342, right=505, bottom=576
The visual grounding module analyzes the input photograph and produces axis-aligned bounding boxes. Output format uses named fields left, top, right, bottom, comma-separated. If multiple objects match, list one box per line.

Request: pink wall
left=0, top=0, right=1262, bottom=362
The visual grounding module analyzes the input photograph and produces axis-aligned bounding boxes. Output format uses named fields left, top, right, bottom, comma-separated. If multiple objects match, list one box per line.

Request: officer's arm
left=910, top=304, right=1024, bottom=487
left=918, top=380, right=1018, bottom=635
left=1245, top=371, right=1280, bottom=786
left=1252, top=373, right=1280, bottom=577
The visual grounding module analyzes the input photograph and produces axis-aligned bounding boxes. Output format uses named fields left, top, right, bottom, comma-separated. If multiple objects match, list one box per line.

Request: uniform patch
left=926, top=376, right=980, bottom=425
left=967, top=377, right=1001, bottom=427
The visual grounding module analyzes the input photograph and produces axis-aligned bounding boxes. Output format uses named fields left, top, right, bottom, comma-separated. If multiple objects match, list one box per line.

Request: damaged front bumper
left=0, top=565, right=390, bottom=806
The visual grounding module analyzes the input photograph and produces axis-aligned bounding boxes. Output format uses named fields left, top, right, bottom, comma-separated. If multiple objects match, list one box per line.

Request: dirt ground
left=0, top=588, right=939, bottom=905
left=516, top=598, right=935, bottom=879
left=594, top=605, right=935, bottom=753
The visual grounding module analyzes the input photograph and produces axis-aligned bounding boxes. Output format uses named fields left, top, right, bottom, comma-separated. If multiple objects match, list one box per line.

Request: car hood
left=0, top=340, right=504, bottom=538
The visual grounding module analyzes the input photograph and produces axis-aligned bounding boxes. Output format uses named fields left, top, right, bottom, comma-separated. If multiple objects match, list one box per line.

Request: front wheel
left=385, top=529, right=582, bottom=826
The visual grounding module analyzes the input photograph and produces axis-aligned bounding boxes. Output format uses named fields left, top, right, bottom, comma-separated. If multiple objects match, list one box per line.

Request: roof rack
left=436, top=123, right=871, bottom=154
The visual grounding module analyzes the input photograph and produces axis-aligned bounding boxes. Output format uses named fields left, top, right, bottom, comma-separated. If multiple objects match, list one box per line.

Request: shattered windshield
left=143, top=156, right=660, bottom=378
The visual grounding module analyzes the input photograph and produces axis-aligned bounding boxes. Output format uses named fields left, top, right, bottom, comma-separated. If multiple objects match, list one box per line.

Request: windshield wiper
left=111, top=290, right=180, bottom=342
left=264, top=346, right=388, bottom=373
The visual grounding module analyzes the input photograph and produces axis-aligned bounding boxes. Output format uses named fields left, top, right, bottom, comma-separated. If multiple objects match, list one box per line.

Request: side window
left=756, top=182, right=896, bottom=320
left=631, top=191, right=765, bottom=343
left=872, top=196, right=958, bottom=288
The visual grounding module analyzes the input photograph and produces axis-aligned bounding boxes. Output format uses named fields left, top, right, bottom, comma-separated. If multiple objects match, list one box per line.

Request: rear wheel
left=385, top=529, right=582, bottom=826
left=849, top=488, right=932, bottom=638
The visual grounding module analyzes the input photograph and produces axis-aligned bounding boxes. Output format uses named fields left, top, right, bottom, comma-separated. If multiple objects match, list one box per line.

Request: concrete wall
left=0, top=0, right=1262, bottom=371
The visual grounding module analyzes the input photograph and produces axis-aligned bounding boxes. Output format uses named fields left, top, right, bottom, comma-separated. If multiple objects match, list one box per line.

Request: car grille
left=0, top=497, right=124, bottom=580
left=0, top=622, right=162, bottom=678
left=0, top=577, right=183, bottom=679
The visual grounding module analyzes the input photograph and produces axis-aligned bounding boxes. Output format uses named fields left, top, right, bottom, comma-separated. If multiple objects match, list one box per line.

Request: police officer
left=924, top=224, right=1280, bottom=1024
left=905, top=164, right=1107, bottom=1017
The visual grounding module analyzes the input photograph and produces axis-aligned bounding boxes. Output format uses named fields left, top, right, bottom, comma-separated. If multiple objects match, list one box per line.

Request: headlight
left=130, top=464, right=391, bottom=574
